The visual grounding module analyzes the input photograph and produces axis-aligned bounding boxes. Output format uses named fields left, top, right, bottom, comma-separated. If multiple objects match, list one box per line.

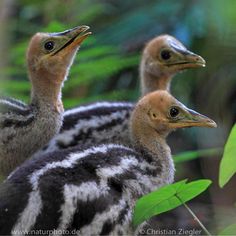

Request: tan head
left=131, top=90, right=216, bottom=141
left=27, top=26, right=91, bottom=108
left=27, top=26, right=91, bottom=84
left=142, top=34, right=205, bottom=75
left=140, top=35, right=205, bottom=94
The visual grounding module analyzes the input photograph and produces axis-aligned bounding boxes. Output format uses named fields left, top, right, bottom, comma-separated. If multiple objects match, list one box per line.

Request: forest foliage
left=1, top=0, right=236, bottom=234
left=133, top=123, right=236, bottom=235
left=2, top=0, right=236, bottom=109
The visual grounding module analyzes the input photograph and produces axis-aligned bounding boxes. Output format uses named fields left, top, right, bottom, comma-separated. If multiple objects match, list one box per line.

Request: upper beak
left=52, top=25, right=91, bottom=55
left=169, top=43, right=206, bottom=68
left=176, top=108, right=217, bottom=128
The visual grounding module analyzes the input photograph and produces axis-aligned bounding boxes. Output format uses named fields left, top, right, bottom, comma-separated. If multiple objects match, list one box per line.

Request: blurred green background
left=0, top=0, right=236, bottom=233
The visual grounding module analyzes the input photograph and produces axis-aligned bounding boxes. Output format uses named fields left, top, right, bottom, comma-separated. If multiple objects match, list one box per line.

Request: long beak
left=169, top=43, right=206, bottom=68
left=174, top=108, right=217, bottom=128
left=51, top=25, right=91, bottom=55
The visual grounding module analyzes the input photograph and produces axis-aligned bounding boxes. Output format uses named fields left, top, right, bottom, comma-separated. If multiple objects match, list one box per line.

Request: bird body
left=0, top=26, right=91, bottom=176
left=0, top=96, right=62, bottom=176
left=2, top=143, right=173, bottom=235
left=0, top=91, right=216, bottom=235
left=37, top=35, right=206, bottom=155
left=37, top=101, right=134, bottom=153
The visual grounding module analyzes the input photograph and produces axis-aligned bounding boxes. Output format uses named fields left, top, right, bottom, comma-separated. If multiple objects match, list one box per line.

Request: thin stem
left=182, top=202, right=212, bottom=236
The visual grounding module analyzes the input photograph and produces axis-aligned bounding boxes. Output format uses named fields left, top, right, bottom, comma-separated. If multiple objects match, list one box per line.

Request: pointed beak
left=176, top=108, right=217, bottom=128
left=64, top=25, right=91, bottom=46
left=51, top=25, right=91, bottom=55
left=169, top=43, right=206, bottom=68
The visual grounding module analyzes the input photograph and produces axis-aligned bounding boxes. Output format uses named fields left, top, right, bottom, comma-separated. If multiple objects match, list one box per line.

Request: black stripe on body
left=9, top=145, right=137, bottom=188
left=67, top=154, right=150, bottom=233
left=0, top=98, right=36, bottom=128
left=0, top=181, right=32, bottom=235
left=40, top=102, right=134, bottom=152
left=2, top=114, right=35, bottom=128
left=69, top=191, right=122, bottom=232
left=30, top=148, right=135, bottom=231
left=117, top=203, right=130, bottom=225
left=95, top=110, right=130, bottom=132
left=10, top=144, right=160, bottom=185
left=100, top=219, right=114, bottom=235
left=0, top=101, right=32, bottom=116
left=62, top=102, right=134, bottom=131
left=4, top=144, right=162, bottom=233
left=57, top=110, right=131, bottom=149
left=0, top=96, right=27, bottom=108
left=8, top=146, right=86, bottom=182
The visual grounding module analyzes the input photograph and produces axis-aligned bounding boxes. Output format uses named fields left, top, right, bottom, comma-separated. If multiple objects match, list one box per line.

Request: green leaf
left=219, top=224, right=236, bottom=235
left=133, top=179, right=211, bottom=228
left=219, top=124, right=236, bottom=188
left=173, top=148, right=222, bottom=163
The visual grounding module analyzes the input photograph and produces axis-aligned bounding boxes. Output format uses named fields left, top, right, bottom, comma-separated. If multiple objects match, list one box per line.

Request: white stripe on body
left=31, top=144, right=131, bottom=190
left=12, top=144, right=133, bottom=234
left=11, top=191, right=42, bottom=236
left=39, top=110, right=130, bottom=153
left=56, top=182, right=110, bottom=232
left=57, top=155, right=138, bottom=231
left=80, top=199, right=129, bottom=235
left=64, top=102, right=134, bottom=117
left=0, top=99, right=28, bottom=111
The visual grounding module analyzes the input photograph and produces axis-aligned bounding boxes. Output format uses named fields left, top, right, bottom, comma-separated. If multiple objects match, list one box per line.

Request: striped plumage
left=38, top=35, right=206, bottom=155
left=0, top=96, right=62, bottom=177
left=0, top=97, right=34, bottom=128
left=0, top=91, right=216, bottom=235
left=37, top=102, right=134, bottom=154
left=0, top=26, right=91, bottom=177
left=2, top=144, right=169, bottom=235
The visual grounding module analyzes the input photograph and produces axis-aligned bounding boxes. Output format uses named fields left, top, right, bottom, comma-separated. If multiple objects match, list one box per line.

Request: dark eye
left=169, top=107, right=179, bottom=118
left=44, top=41, right=54, bottom=51
left=161, top=50, right=171, bottom=60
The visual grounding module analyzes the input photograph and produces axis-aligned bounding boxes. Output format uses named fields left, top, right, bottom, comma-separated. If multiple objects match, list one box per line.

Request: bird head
left=142, top=34, right=206, bottom=76
left=27, top=26, right=91, bottom=84
left=133, top=90, right=216, bottom=137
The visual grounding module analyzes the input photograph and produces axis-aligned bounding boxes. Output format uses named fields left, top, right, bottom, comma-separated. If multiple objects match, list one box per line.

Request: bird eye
left=44, top=41, right=54, bottom=51
left=161, top=50, right=171, bottom=60
left=169, top=107, right=179, bottom=118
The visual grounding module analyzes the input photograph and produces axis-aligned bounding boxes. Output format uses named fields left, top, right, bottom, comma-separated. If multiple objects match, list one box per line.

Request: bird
left=0, top=26, right=91, bottom=177
left=37, top=34, right=206, bottom=155
left=0, top=90, right=216, bottom=235
left=139, top=34, right=206, bottom=95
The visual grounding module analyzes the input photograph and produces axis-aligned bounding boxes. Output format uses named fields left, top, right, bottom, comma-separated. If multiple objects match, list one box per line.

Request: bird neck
left=130, top=111, right=173, bottom=181
left=29, top=71, right=65, bottom=114
left=131, top=123, right=171, bottom=162
left=140, top=60, right=173, bottom=96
